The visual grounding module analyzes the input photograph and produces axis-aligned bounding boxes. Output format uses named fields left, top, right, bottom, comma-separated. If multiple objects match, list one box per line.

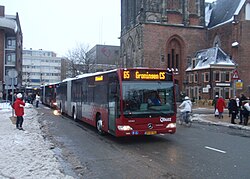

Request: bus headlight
left=166, top=123, right=176, bottom=128
left=52, top=102, right=57, bottom=106
left=117, top=125, right=133, bottom=131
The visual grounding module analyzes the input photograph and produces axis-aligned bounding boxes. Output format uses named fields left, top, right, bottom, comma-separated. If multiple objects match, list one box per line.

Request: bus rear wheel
left=72, top=107, right=77, bottom=122
left=60, top=103, right=63, bottom=114
left=96, top=115, right=105, bottom=135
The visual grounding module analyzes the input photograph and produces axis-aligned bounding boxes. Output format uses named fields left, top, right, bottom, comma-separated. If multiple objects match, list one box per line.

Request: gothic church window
left=126, top=38, right=135, bottom=67
left=188, top=0, right=200, bottom=15
left=213, top=35, right=221, bottom=47
left=167, top=38, right=181, bottom=71
left=246, top=3, right=250, bottom=20
left=167, top=0, right=181, bottom=10
left=148, top=0, right=160, bottom=12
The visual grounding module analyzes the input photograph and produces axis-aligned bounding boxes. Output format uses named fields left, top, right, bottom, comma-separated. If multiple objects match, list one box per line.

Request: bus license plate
left=145, top=131, right=157, bottom=135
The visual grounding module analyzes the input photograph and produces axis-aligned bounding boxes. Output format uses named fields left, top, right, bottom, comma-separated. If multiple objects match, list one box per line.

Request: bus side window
left=110, top=83, right=117, bottom=94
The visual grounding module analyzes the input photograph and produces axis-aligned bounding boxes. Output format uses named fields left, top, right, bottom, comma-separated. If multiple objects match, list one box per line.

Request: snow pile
left=0, top=103, right=74, bottom=179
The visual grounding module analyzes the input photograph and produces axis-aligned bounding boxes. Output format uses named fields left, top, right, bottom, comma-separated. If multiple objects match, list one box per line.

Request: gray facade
left=87, top=45, right=120, bottom=72
left=22, top=49, right=61, bottom=88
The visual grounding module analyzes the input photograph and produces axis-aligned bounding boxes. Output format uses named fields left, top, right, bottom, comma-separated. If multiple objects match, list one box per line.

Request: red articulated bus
left=56, top=68, right=176, bottom=137
left=40, top=83, right=58, bottom=109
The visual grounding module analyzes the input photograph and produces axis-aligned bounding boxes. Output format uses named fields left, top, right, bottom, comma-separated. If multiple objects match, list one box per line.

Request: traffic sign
left=8, top=69, right=18, bottom=78
left=232, top=70, right=239, bottom=80
left=236, top=81, right=243, bottom=89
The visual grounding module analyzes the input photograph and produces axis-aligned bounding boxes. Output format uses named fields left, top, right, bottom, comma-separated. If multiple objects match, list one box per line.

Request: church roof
left=186, top=47, right=236, bottom=71
left=207, top=0, right=246, bottom=28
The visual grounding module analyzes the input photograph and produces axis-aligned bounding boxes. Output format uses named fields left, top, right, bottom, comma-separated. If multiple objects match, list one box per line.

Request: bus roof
left=61, top=67, right=172, bottom=83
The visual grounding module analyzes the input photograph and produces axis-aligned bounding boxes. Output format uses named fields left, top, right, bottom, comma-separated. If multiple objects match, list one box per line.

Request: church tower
left=120, top=0, right=207, bottom=94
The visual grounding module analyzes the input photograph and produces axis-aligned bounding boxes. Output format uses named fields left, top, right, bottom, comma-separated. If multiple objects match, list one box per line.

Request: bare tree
left=66, top=43, right=95, bottom=77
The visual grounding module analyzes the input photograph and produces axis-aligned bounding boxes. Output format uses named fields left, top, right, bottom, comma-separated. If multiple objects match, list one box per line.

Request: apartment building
left=22, top=49, right=61, bottom=88
left=0, top=6, right=23, bottom=91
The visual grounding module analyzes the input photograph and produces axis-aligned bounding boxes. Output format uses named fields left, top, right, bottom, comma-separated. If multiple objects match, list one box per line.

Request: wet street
left=38, top=106, right=250, bottom=179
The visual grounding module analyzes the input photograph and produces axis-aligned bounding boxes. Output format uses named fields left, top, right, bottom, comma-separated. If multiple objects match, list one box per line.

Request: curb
left=192, top=118, right=250, bottom=131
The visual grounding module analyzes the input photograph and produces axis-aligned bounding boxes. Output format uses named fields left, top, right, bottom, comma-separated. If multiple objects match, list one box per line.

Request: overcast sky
left=1, top=0, right=215, bottom=57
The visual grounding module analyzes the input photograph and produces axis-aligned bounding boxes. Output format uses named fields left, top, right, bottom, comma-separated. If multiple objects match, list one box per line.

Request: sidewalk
left=0, top=103, right=74, bottom=179
left=192, top=106, right=250, bottom=131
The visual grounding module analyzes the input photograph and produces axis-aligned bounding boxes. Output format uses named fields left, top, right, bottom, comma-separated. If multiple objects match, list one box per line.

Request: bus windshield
left=122, top=81, right=175, bottom=117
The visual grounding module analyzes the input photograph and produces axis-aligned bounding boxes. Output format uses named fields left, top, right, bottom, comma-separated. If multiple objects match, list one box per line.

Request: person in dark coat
left=227, top=98, right=233, bottom=117
left=12, top=93, right=25, bottom=130
left=229, top=98, right=238, bottom=124
left=239, top=94, right=247, bottom=124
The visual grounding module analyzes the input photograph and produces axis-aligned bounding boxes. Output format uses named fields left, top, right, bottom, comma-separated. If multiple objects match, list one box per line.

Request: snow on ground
left=0, top=102, right=74, bottom=179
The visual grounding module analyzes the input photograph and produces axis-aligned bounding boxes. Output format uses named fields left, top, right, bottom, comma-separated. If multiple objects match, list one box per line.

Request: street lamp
left=40, top=73, right=43, bottom=85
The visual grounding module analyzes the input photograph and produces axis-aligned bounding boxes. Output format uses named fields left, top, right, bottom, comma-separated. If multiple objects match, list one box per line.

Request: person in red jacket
left=216, top=96, right=226, bottom=119
left=12, top=93, right=25, bottom=130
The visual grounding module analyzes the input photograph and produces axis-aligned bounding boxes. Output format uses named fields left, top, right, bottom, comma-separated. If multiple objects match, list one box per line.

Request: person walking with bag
left=12, top=93, right=25, bottom=130
left=216, top=96, right=226, bottom=119
left=212, top=95, right=219, bottom=117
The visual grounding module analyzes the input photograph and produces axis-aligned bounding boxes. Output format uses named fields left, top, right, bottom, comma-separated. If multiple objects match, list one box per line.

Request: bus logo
left=160, top=117, right=171, bottom=122
left=148, top=123, right=153, bottom=129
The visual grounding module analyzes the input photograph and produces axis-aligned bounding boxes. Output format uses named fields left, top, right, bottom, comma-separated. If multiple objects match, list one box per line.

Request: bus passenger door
left=108, top=83, right=117, bottom=134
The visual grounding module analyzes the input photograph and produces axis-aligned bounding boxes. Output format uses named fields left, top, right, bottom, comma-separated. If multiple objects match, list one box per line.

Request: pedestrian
left=236, top=98, right=240, bottom=120
left=216, top=96, right=226, bottom=119
left=239, top=94, right=247, bottom=124
left=212, top=95, right=219, bottom=117
left=229, top=97, right=238, bottom=124
left=35, top=93, right=40, bottom=108
left=242, top=101, right=250, bottom=126
left=12, top=93, right=25, bottom=130
left=227, top=97, right=233, bottom=117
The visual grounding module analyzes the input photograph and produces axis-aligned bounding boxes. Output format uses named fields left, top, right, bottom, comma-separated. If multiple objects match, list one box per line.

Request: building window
left=215, top=71, right=220, bottom=82
left=192, top=59, right=196, bottom=69
left=195, top=0, right=200, bottom=15
left=167, top=0, right=181, bottom=10
left=188, top=0, right=199, bottom=15
left=225, top=88, right=231, bottom=99
left=7, top=38, right=16, bottom=48
left=187, top=75, right=189, bottom=83
left=167, top=54, right=171, bottom=68
left=6, top=53, right=16, bottom=65
left=246, top=3, right=250, bottom=20
left=176, top=54, right=179, bottom=69
left=214, top=87, right=220, bottom=97
left=204, top=72, right=210, bottom=82
left=190, top=74, right=194, bottom=83
left=188, top=74, right=192, bottom=83
left=194, top=73, right=198, bottom=83
left=225, top=72, right=231, bottom=82
left=172, top=49, right=175, bottom=68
